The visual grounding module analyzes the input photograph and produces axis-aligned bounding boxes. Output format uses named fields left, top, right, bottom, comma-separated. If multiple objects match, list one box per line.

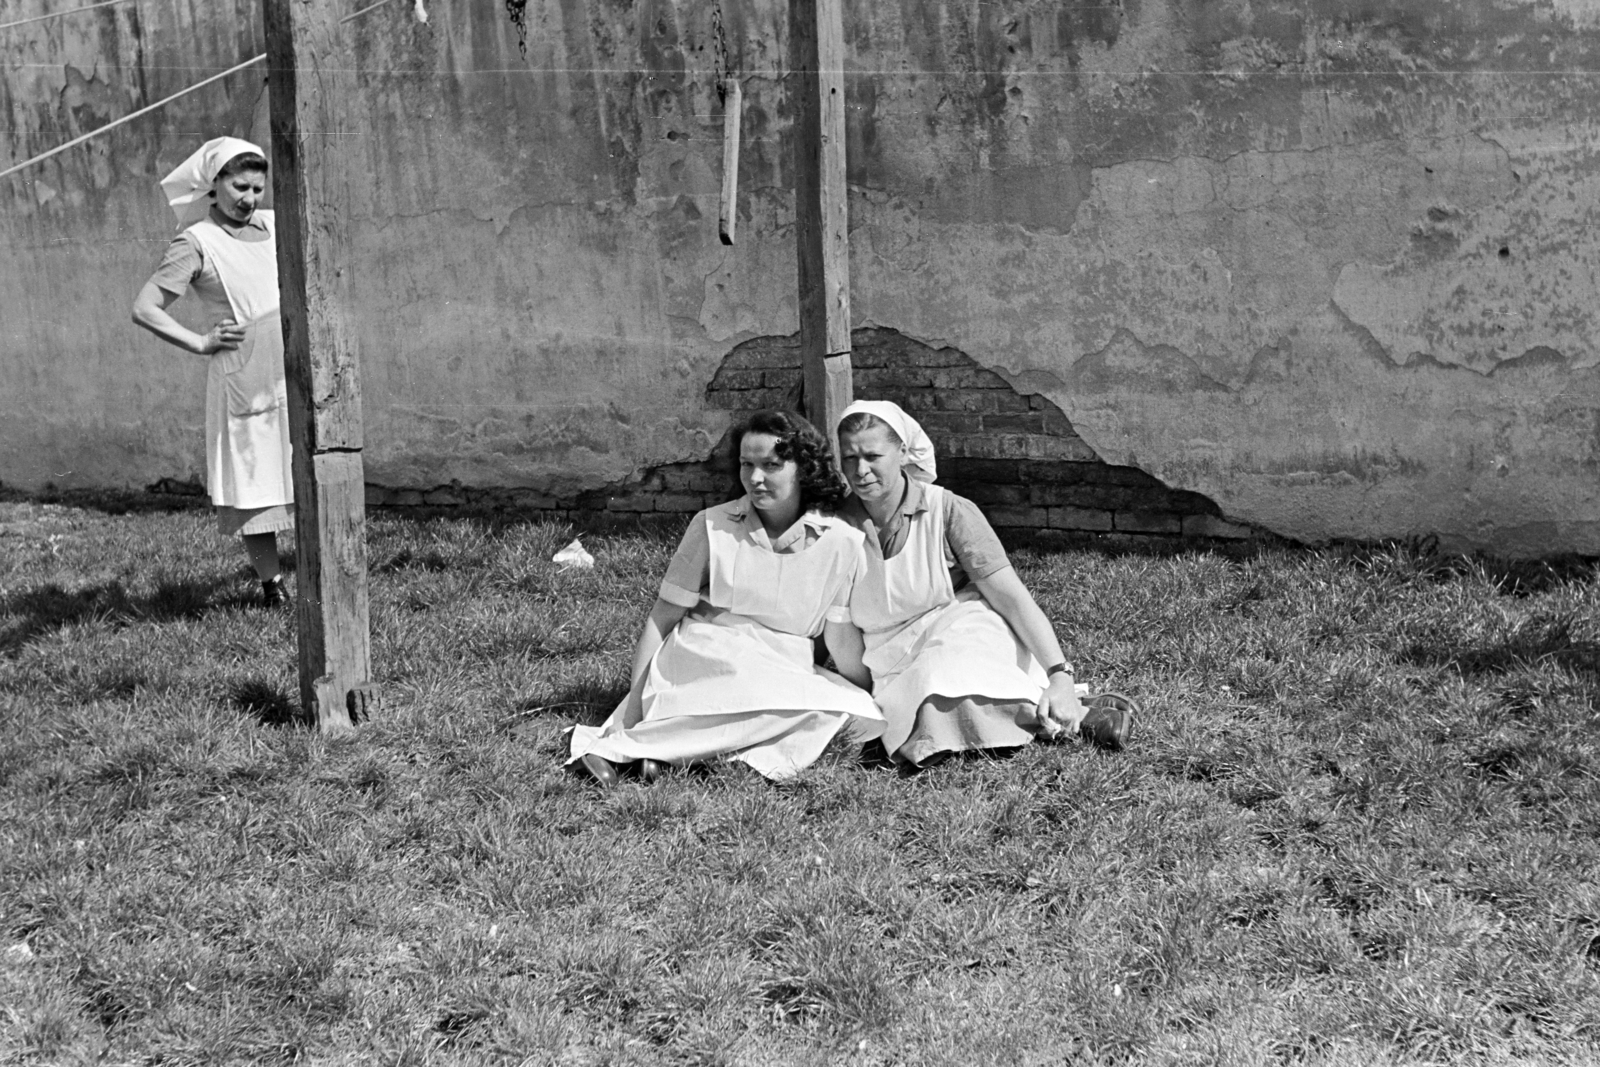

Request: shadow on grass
left=1399, top=610, right=1600, bottom=679
left=516, top=676, right=632, bottom=727
left=1340, top=534, right=1597, bottom=596
left=230, top=679, right=303, bottom=728
left=69, top=959, right=134, bottom=1032
left=0, top=481, right=210, bottom=517
left=373, top=547, right=452, bottom=574
left=0, top=577, right=246, bottom=655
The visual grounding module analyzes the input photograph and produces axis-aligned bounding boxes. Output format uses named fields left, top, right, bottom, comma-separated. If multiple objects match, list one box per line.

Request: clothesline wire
left=0, top=0, right=134, bottom=32
left=0, top=52, right=264, bottom=182
left=10, top=61, right=1596, bottom=77
left=341, top=0, right=396, bottom=24
left=0, top=0, right=1589, bottom=185
left=0, top=0, right=407, bottom=180
left=0, top=0, right=388, bottom=31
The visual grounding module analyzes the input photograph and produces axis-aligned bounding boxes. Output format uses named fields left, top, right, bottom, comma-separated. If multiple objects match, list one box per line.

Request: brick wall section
left=366, top=328, right=1257, bottom=547
left=700, top=328, right=1256, bottom=547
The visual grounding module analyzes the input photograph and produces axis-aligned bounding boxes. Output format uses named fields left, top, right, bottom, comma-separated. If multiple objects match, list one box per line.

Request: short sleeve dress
left=568, top=498, right=885, bottom=780
left=842, top=479, right=1087, bottom=766
left=149, top=210, right=294, bottom=535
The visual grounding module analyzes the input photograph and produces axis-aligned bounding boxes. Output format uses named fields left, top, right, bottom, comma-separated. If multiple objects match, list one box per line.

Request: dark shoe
left=261, top=576, right=289, bottom=608
left=639, top=759, right=666, bottom=783
left=857, top=739, right=891, bottom=767
left=1079, top=693, right=1137, bottom=751
left=579, top=753, right=621, bottom=788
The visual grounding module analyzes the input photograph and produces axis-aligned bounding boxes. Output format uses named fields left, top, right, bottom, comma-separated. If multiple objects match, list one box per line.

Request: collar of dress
left=198, top=212, right=271, bottom=242
left=726, top=498, right=832, bottom=547
left=895, top=475, right=932, bottom=518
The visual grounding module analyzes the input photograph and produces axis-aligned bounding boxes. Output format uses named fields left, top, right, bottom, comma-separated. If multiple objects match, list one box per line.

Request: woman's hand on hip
left=1036, top=674, right=1085, bottom=738
left=197, top=320, right=246, bottom=354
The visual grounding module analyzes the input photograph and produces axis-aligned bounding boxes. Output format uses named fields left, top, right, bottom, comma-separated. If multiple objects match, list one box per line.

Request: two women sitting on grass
left=567, top=403, right=1134, bottom=786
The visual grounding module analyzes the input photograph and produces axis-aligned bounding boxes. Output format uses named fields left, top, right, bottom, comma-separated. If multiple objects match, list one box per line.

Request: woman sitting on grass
left=835, top=400, right=1137, bottom=770
left=568, top=410, right=885, bottom=786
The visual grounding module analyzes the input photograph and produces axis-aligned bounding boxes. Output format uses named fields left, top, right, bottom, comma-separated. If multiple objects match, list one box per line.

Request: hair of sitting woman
left=734, top=409, right=850, bottom=513
left=218, top=151, right=269, bottom=178
left=836, top=410, right=903, bottom=446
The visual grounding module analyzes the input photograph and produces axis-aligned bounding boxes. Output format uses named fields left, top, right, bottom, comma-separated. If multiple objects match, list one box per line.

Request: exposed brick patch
left=704, top=327, right=1255, bottom=546
left=365, top=327, right=1261, bottom=548
left=1114, top=510, right=1183, bottom=535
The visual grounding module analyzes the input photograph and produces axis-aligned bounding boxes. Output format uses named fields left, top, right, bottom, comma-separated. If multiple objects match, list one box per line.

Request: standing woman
left=569, top=410, right=884, bottom=785
left=836, top=400, right=1136, bottom=769
left=132, top=138, right=293, bottom=606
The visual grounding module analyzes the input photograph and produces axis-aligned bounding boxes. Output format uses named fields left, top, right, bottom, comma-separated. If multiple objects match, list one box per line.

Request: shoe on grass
left=579, top=753, right=621, bottom=788
left=857, top=739, right=891, bottom=767
left=1079, top=693, right=1137, bottom=751
left=261, top=575, right=289, bottom=608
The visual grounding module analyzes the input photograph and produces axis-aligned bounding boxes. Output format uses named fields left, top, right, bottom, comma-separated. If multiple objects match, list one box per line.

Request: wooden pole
left=719, top=78, right=742, bottom=246
left=789, top=0, right=853, bottom=437
left=264, top=0, right=376, bottom=735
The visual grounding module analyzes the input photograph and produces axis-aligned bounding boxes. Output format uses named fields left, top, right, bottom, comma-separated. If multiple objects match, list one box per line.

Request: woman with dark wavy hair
left=568, top=409, right=884, bottom=785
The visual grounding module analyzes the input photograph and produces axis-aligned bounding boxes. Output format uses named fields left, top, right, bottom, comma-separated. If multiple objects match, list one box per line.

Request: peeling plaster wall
left=3, top=0, right=1599, bottom=555
left=841, top=0, right=1600, bottom=557
left=1, top=0, right=270, bottom=489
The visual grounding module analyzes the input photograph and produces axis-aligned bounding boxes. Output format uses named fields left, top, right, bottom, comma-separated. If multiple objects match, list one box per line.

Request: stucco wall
left=3, top=0, right=1598, bottom=555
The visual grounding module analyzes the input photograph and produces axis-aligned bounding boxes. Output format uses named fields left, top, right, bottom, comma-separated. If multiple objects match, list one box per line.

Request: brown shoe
left=579, top=753, right=621, bottom=788
left=1079, top=693, right=1137, bottom=751
left=639, top=759, right=666, bottom=783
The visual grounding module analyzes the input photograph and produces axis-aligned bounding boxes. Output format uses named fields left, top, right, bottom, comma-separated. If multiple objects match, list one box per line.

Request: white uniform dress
left=851, top=482, right=1086, bottom=761
left=569, top=498, right=885, bottom=780
left=163, top=211, right=294, bottom=533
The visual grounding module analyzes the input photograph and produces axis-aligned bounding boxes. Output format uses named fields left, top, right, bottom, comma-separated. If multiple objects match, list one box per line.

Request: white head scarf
left=837, top=399, right=937, bottom=482
left=159, top=137, right=266, bottom=228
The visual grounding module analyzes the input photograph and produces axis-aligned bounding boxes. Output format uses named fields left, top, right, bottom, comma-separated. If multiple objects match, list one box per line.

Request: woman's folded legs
left=893, top=695, right=1034, bottom=769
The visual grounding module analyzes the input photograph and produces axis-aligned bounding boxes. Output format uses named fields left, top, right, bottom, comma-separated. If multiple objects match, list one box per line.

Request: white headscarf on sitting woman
left=160, top=136, right=266, bottom=229
left=837, top=400, right=938, bottom=482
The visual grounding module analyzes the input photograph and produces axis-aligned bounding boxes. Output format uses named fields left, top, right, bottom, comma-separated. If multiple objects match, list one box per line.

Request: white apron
left=570, top=502, right=884, bottom=779
left=183, top=211, right=293, bottom=510
left=851, top=483, right=1081, bottom=756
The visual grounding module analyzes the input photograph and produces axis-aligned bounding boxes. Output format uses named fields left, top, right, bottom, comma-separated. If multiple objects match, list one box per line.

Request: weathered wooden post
left=789, top=0, right=853, bottom=435
left=263, top=0, right=376, bottom=734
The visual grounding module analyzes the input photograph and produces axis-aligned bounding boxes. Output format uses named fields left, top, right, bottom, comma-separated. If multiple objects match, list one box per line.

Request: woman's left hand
left=1036, top=673, right=1085, bottom=738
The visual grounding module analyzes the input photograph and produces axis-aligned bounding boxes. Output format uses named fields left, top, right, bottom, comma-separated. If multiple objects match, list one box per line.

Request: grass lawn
left=2, top=497, right=1599, bottom=1066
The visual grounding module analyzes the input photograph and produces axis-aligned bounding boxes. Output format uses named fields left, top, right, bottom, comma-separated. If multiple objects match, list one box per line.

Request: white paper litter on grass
left=552, top=538, right=594, bottom=570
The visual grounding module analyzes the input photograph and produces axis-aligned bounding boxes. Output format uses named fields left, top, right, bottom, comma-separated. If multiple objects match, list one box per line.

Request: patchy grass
left=2, top=499, right=1598, bottom=1066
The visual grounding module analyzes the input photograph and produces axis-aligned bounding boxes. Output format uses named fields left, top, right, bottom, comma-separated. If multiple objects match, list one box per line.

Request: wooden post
left=719, top=78, right=742, bottom=246
left=264, top=0, right=376, bottom=735
left=789, top=0, right=853, bottom=436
